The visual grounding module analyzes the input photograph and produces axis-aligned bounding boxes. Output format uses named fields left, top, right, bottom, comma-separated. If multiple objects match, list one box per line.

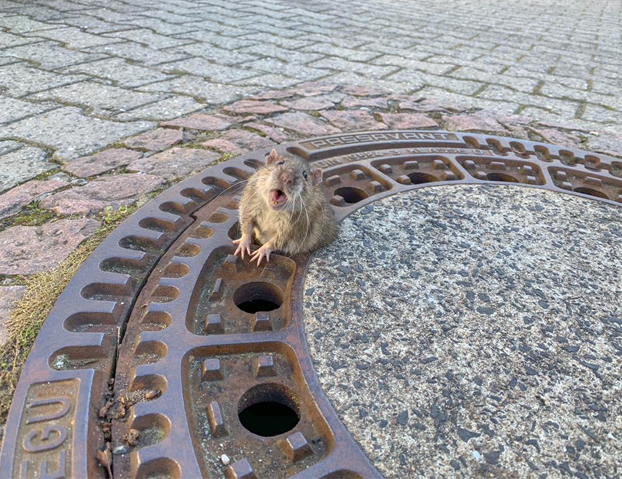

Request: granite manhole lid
left=1, top=131, right=621, bottom=479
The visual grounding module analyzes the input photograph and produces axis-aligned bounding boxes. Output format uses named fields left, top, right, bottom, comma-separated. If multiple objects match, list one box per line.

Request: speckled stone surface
left=304, top=185, right=622, bottom=478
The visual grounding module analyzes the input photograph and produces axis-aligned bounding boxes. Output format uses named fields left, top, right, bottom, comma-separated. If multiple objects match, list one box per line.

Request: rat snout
left=280, top=170, right=295, bottom=186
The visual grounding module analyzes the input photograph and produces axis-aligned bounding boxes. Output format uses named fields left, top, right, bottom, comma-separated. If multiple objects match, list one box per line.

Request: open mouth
left=269, top=189, right=287, bottom=208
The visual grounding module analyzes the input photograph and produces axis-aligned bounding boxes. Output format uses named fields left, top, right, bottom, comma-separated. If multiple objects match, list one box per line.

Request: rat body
left=233, top=149, right=337, bottom=265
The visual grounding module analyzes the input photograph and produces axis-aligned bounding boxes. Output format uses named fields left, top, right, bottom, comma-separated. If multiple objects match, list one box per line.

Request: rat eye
left=302, top=170, right=308, bottom=179
left=277, top=161, right=285, bottom=166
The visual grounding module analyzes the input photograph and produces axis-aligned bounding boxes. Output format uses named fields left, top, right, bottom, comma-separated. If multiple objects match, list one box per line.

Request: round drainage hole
left=407, top=172, right=437, bottom=184
left=233, top=282, right=283, bottom=313
left=486, top=172, right=518, bottom=183
left=238, top=383, right=300, bottom=437
left=334, top=187, right=368, bottom=204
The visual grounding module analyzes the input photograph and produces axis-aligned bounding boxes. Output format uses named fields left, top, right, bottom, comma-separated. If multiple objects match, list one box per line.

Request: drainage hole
left=233, top=282, right=283, bottom=313
left=486, top=173, right=518, bottom=183
left=334, top=187, right=368, bottom=204
left=407, top=172, right=437, bottom=184
left=238, top=384, right=300, bottom=437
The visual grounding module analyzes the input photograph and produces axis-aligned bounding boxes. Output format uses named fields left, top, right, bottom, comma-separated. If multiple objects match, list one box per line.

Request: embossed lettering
left=26, top=398, right=71, bottom=425
left=23, top=427, right=68, bottom=453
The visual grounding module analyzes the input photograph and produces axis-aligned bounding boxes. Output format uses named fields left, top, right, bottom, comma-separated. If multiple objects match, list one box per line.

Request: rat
left=233, top=149, right=337, bottom=265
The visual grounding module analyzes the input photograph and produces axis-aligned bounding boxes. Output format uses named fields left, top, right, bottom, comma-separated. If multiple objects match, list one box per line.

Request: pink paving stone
left=62, top=148, right=143, bottom=178
left=341, top=96, right=389, bottom=109
left=0, top=176, right=70, bottom=220
left=266, top=112, right=341, bottom=136
left=245, top=122, right=291, bottom=143
left=223, top=100, right=288, bottom=115
left=442, top=114, right=506, bottom=132
left=123, top=128, right=187, bottom=151
left=127, top=148, right=220, bottom=181
left=280, top=97, right=334, bottom=111
left=378, top=113, right=439, bottom=130
left=399, top=98, right=464, bottom=113
left=530, top=128, right=581, bottom=149
left=0, top=285, right=27, bottom=345
left=341, top=85, right=387, bottom=97
left=218, top=130, right=275, bottom=150
left=320, top=110, right=387, bottom=131
left=42, top=174, right=165, bottom=216
left=587, top=133, right=622, bottom=158
left=161, top=113, right=235, bottom=131
left=201, top=139, right=245, bottom=155
left=0, top=219, right=100, bottom=275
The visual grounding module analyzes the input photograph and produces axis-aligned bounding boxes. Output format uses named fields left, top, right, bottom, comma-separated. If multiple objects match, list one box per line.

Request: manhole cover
left=1, top=131, right=621, bottom=479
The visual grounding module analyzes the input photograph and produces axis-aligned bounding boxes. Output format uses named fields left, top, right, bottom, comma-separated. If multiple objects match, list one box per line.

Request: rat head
left=262, top=149, right=322, bottom=212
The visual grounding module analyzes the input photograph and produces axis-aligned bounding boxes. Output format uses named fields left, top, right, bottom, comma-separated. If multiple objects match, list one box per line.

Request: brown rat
left=233, top=149, right=337, bottom=265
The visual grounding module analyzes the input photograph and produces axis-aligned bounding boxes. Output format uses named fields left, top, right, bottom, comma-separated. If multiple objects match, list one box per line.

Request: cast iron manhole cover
left=2, top=131, right=621, bottom=478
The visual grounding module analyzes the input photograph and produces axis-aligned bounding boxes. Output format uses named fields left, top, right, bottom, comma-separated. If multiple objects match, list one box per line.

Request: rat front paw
left=250, top=244, right=272, bottom=266
left=233, top=235, right=252, bottom=259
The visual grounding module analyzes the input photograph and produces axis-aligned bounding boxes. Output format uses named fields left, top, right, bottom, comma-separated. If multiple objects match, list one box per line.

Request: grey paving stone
left=239, top=44, right=324, bottom=64
left=159, top=58, right=258, bottom=83
left=0, top=63, right=87, bottom=97
left=26, top=27, right=121, bottom=49
left=136, top=76, right=255, bottom=103
left=171, top=43, right=258, bottom=65
left=45, top=14, right=129, bottom=34
left=2, top=41, right=107, bottom=69
left=0, top=97, right=54, bottom=124
left=0, top=15, right=59, bottom=33
left=310, top=57, right=398, bottom=79
left=31, top=82, right=164, bottom=114
left=102, top=28, right=194, bottom=49
left=0, top=145, right=53, bottom=193
left=0, top=30, right=41, bottom=49
left=1, top=107, right=155, bottom=161
left=243, top=58, right=331, bottom=82
left=89, top=42, right=189, bottom=66
left=114, top=95, right=204, bottom=121
left=63, top=58, right=173, bottom=88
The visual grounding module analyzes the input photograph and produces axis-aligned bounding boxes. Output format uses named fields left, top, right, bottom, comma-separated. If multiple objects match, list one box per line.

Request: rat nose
left=281, top=171, right=294, bottom=185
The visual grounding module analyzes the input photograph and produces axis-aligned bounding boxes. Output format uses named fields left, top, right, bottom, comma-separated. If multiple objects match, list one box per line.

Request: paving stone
left=89, top=41, right=188, bottom=66
left=26, top=27, right=120, bottom=49
left=378, top=113, right=439, bottom=129
left=0, top=286, right=27, bottom=346
left=398, top=97, right=466, bottom=113
left=442, top=114, right=507, bottom=133
left=0, top=175, right=70, bottom=220
left=341, top=85, right=388, bottom=97
left=0, top=97, right=53, bottom=124
left=286, top=82, right=339, bottom=97
left=32, top=82, right=163, bottom=115
left=0, top=219, right=100, bottom=275
left=172, top=43, right=257, bottom=65
left=234, top=73, right=303, bottom=89
left=123, top=128, right=186, bottom=151
left=320, top=110, right=387, bottom=131
left=223, top=100, right=288, bottom=115
left=266, top=112, right=341, bottom=136
left=127, top=148, right=221, bottom=181
left=529, top=128, right=581, bottom=149
left=103, top=28, right=194, bottom=49
left=202, top=129, right=275, bottom=151
left=245, top=122, right=291, bottom=143
left=341, top=96, right=389, bottom=109
left=586, top=133, right=622, bottom=158
left=136, top=76, right=255, bottom=103
left=42, top=174, right=165, bottom=216
left=0, top=63, right=86, bottom=97
left=114, top=96, right=204, bottom=121
left=200, top=139, right=245, bottom=155
left=0, top=145, right=53, bottom=193
left=243, top=58, right=331, bottom=82
left=0, top=15, right=59, bottom=33
left=0, top=31, right=41, bottom=49
left=162, top=113, right=235, bottom=131
left=161, top=58, right=258, bottom=83
left=1, top=107, right=155, bottom=161
left=64, top=58, right=173, bottom=88
left=280, top=97, right=334, bottom=110
left=61, top=148, right=143, bottom=178
left=2, top=41, right=106, bottom=69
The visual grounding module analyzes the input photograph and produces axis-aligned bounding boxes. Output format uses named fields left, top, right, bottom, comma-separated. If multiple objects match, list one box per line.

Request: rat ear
left=311, top=168, right=323, bottom=186
left=266, top=149, right=279, bottom=165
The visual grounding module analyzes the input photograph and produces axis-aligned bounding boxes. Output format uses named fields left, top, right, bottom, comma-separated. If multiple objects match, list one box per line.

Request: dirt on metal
left=1, top=131, right=621, bottom=478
